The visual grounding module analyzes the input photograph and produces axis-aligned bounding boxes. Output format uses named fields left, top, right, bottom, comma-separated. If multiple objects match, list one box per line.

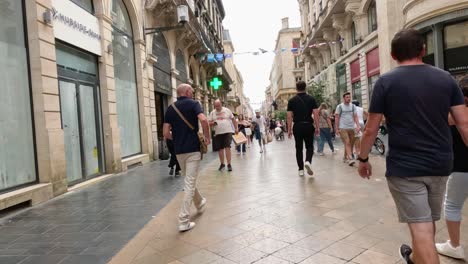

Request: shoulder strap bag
left=171, top=103, right=208, bottom=159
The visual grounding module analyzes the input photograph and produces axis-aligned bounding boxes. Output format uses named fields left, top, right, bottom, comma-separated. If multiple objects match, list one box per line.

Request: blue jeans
left=318, top=128, right=334, bottom=153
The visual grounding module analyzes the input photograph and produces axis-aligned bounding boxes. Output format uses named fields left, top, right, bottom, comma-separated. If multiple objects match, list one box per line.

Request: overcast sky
left=222, top=0, right=301, bottom=110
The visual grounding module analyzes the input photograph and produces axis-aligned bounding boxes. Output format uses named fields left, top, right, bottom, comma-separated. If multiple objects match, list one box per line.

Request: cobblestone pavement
left=0, top=153, right=218, bottom=264
left=109, top=139, right=467, bottom=264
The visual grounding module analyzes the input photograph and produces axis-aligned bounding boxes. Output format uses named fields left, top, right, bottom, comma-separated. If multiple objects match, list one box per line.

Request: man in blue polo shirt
left=163, top=84, right=211, bottom=232
left=357, top=29, right=468, bottom=264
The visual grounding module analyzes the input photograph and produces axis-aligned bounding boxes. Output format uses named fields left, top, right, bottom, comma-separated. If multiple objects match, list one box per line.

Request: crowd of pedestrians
left=162, top=29, right=468, bottom=264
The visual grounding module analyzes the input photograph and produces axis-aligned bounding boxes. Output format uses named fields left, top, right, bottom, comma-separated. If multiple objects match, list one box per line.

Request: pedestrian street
left=109, top=140, right=468, bottom=264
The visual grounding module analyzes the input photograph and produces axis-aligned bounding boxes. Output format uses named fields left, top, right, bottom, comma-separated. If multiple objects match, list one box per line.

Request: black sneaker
left=227, top=164, right=232, bottom=171
left=169, top=168, right=174, bottom=175
left=218, top=164, right=226, bottom=171
left=399, top=244, right=414, bottom=264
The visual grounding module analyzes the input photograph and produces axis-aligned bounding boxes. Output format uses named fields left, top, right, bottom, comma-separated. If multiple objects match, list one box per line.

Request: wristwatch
left=357, top=156, right=369, bottom=163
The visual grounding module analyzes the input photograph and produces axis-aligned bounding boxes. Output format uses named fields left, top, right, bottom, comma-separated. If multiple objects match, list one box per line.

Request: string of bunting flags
left=198, top=38, right=344, bottom=63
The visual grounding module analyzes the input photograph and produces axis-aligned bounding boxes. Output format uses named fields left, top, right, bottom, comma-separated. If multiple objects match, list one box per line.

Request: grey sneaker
left=179, top=222, right=196, bottom=232
left=399, top=244, right=414, bottom=264
left=218, top=164, right=226, bottom=171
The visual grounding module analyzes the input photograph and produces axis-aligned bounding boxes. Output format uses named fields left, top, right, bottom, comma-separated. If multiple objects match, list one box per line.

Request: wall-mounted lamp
left=43, top=9, right=52, bottom=24
left=145, top=5, right=189, bottom=35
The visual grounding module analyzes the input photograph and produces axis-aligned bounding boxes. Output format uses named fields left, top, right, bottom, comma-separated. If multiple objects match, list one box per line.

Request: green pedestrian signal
left=210, top=77, right=223, bottom=90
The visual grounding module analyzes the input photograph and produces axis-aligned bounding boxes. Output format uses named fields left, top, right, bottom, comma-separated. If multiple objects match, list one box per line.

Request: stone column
left=318, top=43, right=332, bottom=67
left=322, top=27, right=341, bottom=61
left=377, top=0, right=400, bottom=74
left=27, top=0, right=67, bottom=195
left=95, top=14, right=123, bottom=173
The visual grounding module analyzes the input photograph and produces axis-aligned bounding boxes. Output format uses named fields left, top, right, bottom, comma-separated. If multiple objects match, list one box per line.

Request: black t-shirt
left=451, top=125, right=468, bottom=172
left=164, top=97, right=203, bottom=155
left=287, top=93, right=318, bottom=123
left=369, top=65, right=464, bottom=177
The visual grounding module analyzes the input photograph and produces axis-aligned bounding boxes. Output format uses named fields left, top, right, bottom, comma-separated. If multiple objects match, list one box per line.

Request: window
left=111, top=0, right=141, bottom=157
left=0, top=0, right=37, bottom=191
left=444, top=21, right=468, bottom=77
left=351, top=22, right=358, bottom=46
left=70, top=0, right=93, bottom=13
left=352, top=82, right=362, bottom=103
left=367, top=1, right=377, bottom=33
left=319, top=1, right=323, bottom=12
left=368, top=75, right=379, bottom=102
left=294, top=56, right=301, bottom=69
left=422, top=31, right=435, bottom=66
left=295, top=77, right=302, bottom=82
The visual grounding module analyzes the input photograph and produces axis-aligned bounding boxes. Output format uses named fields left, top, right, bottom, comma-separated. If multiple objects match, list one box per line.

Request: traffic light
left=209, top=77, right=223, bottom=90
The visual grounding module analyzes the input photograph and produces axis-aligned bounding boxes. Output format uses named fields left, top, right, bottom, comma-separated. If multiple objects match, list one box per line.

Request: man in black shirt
left=287, top=81, right=320, bottom=177
left=164, top=84, right=211, bottom=232
left=357, top=29, right=468, bottom=264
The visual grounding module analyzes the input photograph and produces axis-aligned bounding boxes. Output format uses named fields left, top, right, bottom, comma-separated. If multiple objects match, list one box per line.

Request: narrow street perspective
left=1, top=0, right=468, bottom=263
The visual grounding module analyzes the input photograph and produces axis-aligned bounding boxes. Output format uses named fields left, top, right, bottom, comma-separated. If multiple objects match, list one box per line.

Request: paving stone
left=273, top=244, right=316, bottom=263
left=300, top=253, right=347, bottom=264
left=321, top=242, right=366, bottom=261
left=249, top=238, right=290, bottom=254
left=179, top=249, right=221, bottom=264
left=225, top=247, right=268, bottom=264
left=351, top=250, right=399, bottom=264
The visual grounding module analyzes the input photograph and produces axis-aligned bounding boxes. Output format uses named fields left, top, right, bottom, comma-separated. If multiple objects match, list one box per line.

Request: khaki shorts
left=339, top=129, right=355, bottom=145
left=387, top=176, right=448, bottom=223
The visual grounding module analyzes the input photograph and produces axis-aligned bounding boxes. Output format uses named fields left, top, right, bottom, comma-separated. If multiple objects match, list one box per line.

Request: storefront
left=350, top=59, right=362, bottom=103
left=0, top=0, right=37, bottom=193
left=418, top=10, right=468, bottom=81
left=51, top=0, right=105, bottom=185
left=366, top=47, right=380, bottom=101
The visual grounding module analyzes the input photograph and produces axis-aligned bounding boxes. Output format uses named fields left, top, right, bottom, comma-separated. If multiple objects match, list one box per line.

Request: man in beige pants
left=163, top=84, right=211, bottom=232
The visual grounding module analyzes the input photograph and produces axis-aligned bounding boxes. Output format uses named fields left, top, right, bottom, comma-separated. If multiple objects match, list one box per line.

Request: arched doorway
left=152, top=33, right=172, bottom=159
left=111, top=0, right=141, bottom=158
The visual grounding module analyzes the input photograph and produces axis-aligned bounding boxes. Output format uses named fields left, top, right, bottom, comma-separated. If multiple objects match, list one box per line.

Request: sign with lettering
left=52, top=0, right=102, bottom=55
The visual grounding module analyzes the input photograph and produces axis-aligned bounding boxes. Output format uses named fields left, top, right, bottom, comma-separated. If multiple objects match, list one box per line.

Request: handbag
left=267, top=132, right=273, bottom=143
left=171, top=103, right=208, bottom=158
left=232, top=133, right=248, bottom=146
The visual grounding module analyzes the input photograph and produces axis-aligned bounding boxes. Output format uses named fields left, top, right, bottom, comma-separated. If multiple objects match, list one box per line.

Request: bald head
left=177, top=84, right=193, bottom=98
left=214, top=99, right=222, bottom=111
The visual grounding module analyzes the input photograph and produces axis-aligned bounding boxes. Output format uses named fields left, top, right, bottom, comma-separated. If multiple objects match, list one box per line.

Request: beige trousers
left=176, top=152, right=204, bottom=225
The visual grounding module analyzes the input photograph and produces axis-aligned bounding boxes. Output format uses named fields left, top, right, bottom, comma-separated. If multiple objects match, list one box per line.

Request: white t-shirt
left=209, top=107, right=234, bottom=135
left=356, top=106, right=364, bottom=124
left=252, top=116, right=266, bottom=132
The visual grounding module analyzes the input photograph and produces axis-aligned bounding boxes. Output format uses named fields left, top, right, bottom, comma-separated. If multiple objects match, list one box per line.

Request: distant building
left=269, top=18, right=305, bottom=111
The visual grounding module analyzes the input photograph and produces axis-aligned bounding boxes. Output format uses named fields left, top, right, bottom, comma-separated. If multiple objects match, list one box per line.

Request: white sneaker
left=197, top=198, right=207, bottom=214
left=436, top=240, right=465, bottom=259
left=318, top=152, right=325, bottom=156
left=348, top=159, right=356, bottom=166
left=298, top=170, right=305, bottom=177
left=179, top=222, right=196, bottom=232
left=304, top=162, right=314, bottom=176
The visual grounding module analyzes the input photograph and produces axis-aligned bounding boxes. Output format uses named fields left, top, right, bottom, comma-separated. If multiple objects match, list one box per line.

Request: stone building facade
left=0, top=0, right=236, bottom=211
left=269, top=18, right=305, bottom=111
left=223, top=29, right=249, bottom=116
left=298, top=0, right=468, bottom=109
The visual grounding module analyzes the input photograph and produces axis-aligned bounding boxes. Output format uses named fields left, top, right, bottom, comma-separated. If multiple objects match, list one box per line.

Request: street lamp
left=145, top=5, right=189, bottom=35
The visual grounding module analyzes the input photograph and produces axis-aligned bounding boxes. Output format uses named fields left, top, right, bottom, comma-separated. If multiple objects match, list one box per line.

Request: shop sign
left=52, top=0, right=102, bottom=56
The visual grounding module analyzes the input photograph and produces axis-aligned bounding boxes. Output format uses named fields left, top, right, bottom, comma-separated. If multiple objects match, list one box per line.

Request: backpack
left=337, top=103, right=356, bottom=116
